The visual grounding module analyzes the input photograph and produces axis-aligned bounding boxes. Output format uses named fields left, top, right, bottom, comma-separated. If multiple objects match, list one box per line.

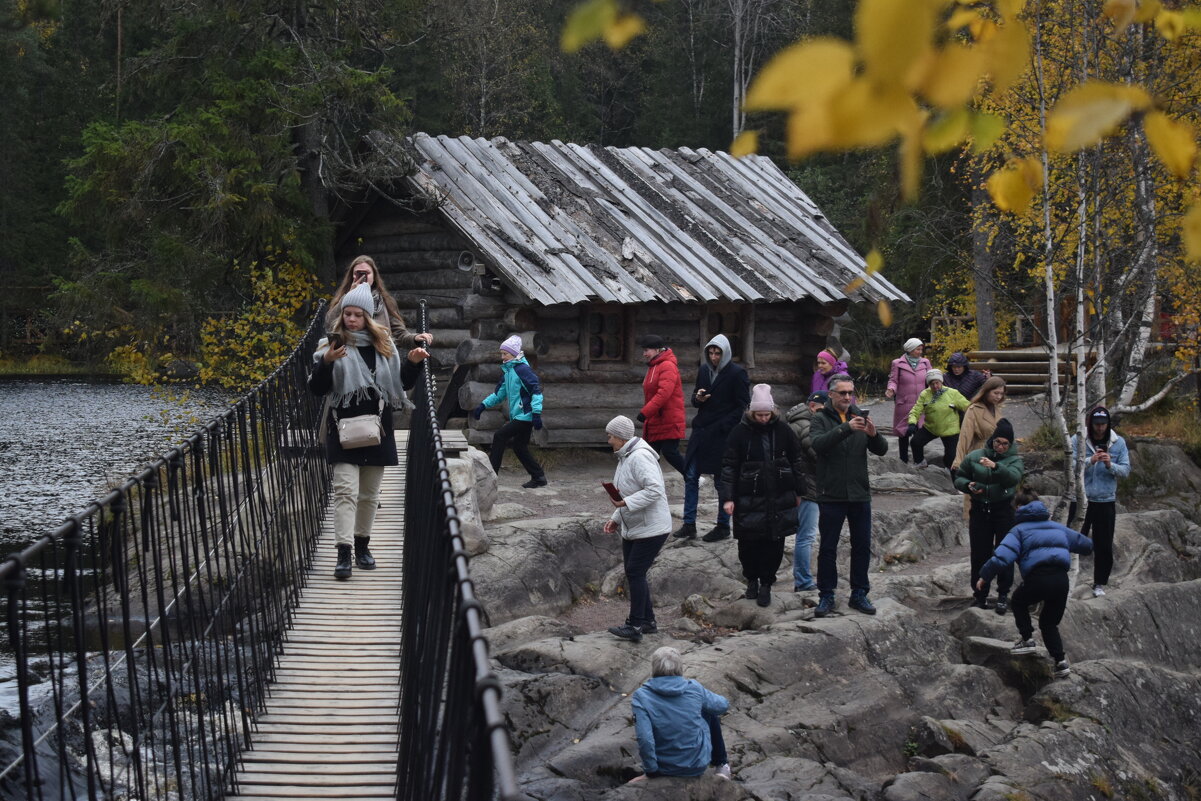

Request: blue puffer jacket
left=482, top=357, right=543, bottom=422
left=631, top=676, right=729, bottom=776
left=980, top=501, right=1094, bottom=582
left=1069, top=430, right=1131, bottom=503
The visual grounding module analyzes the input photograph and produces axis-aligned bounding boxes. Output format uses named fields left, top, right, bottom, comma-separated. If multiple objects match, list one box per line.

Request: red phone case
left=602, top=482, right=623, bottom=502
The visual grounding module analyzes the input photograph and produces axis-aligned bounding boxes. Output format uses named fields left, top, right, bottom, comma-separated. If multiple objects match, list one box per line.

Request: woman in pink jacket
left=885, top=338, right=931, bottom=464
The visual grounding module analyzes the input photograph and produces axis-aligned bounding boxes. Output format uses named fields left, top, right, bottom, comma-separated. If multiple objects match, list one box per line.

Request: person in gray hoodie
left=629, top=646, right=731, bottom=782
left=603, top=415, right=672, bottom=643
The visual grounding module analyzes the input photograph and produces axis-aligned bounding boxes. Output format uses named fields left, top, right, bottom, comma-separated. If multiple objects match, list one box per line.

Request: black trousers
left=1082, top=501, right=1116, bottom=586
left=911, top=428, right=959, bottom=472
left=1011, top=568, right=1069, bottom=661
left=737, top=536, right=786, bottom=585
left=623, top=534, right=667, bottom=627
left=648, top=438, right=687, bottom=475
left=970, top=504, right=1015, bottom=600
left=489, top=419, right=544, bottom=480
left=898, top=434, right=911, bottom=463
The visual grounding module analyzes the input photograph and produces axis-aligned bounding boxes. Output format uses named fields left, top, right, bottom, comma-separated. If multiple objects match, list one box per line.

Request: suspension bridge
left=0, top=305, right=517, bottom=800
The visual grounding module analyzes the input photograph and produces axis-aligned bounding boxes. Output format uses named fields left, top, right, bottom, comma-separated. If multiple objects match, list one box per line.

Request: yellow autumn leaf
left=1102, top=0, right=1137, bottom=34
left=918, top=43, right=987, bottom=108
left=1184, top=9, right=1201, bottom=29
left=923, top=107, right=972, bottom=154
left=1134, top=0, right=1161, bottom=23
left=986, top=156, right=1043, bottom=213
left=730, top=130, right=759, bottom=158
left=845, top=277, right=867, bottom=293
left=744, top=38, right=856, bottom=111
left=1045, top=81, right=1152, bottom=153
left=1155, top=9, right=1185, bottom=39
left=969, top=111, right=1007, bottom=153
left=984, top=19, right=1030, bottom=94
left=996, top=0, right=1027, bottom=20
left=829, top=79, right=919, bottom=149
left=561, top=0, right=616, bottom=53
left=946, top=9, right=980, bottom=30
left=855, top=0, right=938, bottom=87
left=866, top=248, right=884, bottom=273
left=603, top=12, right=646, bottom=49
left=898, top=110, right=925, bottom=202
left=878, top=300, right=894, bottom=327
left=787, top=105, right=835, bottom=159
left=1183, top=204, right=1201, bottom=262
left=1143, top=111, right=1197, bottom=179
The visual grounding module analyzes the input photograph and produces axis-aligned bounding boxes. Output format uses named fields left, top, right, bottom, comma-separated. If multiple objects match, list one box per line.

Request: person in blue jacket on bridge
left=473, top=335, right=547, bottom=488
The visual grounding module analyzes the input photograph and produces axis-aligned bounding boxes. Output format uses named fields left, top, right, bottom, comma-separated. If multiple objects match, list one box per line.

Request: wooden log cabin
left=335, top=133, right=909, bottom=447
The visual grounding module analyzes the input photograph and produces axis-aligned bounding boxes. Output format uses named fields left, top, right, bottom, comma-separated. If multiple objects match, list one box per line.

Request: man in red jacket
left=638, top=334, right=687, bottom=475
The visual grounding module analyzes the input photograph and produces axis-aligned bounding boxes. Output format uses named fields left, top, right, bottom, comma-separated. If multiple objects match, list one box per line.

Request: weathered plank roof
left=390, top=133, right=909, bottom=306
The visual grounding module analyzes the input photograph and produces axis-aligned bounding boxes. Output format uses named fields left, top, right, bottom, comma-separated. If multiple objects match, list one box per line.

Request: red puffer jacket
left=641, top=349, right=686, bottom=441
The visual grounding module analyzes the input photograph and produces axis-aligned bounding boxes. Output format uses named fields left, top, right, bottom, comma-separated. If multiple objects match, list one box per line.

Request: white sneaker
left=1092, top=585, right=1106, bottom=597
left=698, top=476, right=709, bottom=489
left=715, top=763, right=731, bottom=779
left=914, top=460, right=929, bottom=469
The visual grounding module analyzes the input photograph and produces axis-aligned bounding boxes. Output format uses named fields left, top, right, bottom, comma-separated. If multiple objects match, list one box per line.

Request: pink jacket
left=887, top=356, right=931, bottom=434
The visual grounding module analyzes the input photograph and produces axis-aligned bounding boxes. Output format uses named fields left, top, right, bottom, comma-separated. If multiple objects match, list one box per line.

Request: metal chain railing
left=396, top=301, right=518, bottom=801
left=0, top=306, right=331, bottom=801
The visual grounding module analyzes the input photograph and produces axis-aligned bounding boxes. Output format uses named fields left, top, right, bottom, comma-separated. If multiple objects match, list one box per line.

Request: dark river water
left=0, top=378, right=233, bottom=550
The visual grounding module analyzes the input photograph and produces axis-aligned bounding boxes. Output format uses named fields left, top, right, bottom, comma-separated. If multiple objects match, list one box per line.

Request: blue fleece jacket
left=482, top=356, right=543, bottom=421
left=631, top=676, right=728, bottom=776
left=980, top=500, right=1094, bottom=582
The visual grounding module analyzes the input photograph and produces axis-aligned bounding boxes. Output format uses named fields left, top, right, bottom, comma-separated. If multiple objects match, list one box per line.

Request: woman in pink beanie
left=810, top=350, right=849, bottom=394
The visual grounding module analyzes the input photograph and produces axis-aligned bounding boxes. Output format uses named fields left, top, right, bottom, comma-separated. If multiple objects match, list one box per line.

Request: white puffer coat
left=609, top=437, right=672, bottom=540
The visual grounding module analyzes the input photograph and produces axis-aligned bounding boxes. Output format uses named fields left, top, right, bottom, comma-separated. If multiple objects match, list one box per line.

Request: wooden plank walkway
left=228, top=461, right=407, bottom=801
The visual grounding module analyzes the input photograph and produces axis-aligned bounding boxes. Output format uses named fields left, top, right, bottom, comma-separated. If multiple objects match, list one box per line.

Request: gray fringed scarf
left=314, top=330, right=410, bottom=410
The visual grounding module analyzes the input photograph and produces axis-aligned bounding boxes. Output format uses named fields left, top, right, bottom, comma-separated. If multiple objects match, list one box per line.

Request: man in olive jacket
left=811, top=375, right=888, bottom=617
left=954, top=418, right=1023, bottom=613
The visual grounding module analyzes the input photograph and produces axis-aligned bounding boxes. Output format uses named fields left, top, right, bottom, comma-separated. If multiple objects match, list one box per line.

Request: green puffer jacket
left=811, top=403, right=888, bottom=502
left=908, top=387, right=970, bottom=436
left=953, top=442, right=1024, bottom=509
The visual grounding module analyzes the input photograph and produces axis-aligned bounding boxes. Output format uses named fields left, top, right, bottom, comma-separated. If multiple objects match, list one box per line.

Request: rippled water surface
left=0, top=379, right=232, bottom=549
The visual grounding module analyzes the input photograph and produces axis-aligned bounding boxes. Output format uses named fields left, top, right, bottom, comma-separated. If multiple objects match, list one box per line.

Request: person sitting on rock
left=954, top=418, right=1023, bottom=614
left=977, top=489, right=1094, bottom=679
left=629, top=646, right=731, bottom=782
left=720, top=384, right=806, bottom=608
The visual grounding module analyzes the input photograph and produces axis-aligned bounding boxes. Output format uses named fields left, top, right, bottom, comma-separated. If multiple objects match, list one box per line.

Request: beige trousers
left=332, top=463, right=385, bottom=546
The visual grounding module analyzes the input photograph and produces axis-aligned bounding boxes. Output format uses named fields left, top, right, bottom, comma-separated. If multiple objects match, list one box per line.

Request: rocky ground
left=456, top=403, right=1201, bottom=801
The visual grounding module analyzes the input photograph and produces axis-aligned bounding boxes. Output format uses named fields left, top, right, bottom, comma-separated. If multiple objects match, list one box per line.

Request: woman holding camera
left=311, top=283, right=429, bottom=579
left=326, top=255, right=432, bottom=348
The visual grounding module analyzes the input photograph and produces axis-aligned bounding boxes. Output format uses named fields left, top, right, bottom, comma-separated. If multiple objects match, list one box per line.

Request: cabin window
left=704, top=305, right=749, bottom=361
left=586, top=308, right=626, bottom=361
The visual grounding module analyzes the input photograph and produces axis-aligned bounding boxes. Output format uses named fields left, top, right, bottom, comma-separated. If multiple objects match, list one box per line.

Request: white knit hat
left=748, top=383, right=775, bottom=412
left=499, top=334, right=524, bottom=357
left=903, top=337, right=923, bottom=353
left=341, top=283, right=375, bottom=314
left=926, top=369, right=945, bottom=385
left=606, top=415, right=636, bottom=440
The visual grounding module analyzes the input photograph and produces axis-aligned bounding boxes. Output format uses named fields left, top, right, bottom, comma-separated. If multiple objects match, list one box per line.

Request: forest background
left=0, top=0, right=1197, bottom=421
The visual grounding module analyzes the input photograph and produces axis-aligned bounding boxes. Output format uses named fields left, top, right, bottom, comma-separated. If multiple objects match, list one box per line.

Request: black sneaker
left=971, top=596, right=989, bottom=610
left=994, top=594, right=1009, bottom=615
left=848, top=593, right=876, bottom=615
left=608, top=624, right=642, bottom=642
left=756, top=584, right=772, bottom=607
left=702, top=524, right=731, bottom=542
left=672, top=522, right=697, bottom=539
left=522, top=477, right=548, bottom=488
left=1053, top=658, right=1071, bottom=678
left=1011, top=637, right=1037, bottom=655
left=638, top=621, right=658, bottom=635
left=744, top=580, right=759, bottom=600
left=814, top=595, right=836, bottom=618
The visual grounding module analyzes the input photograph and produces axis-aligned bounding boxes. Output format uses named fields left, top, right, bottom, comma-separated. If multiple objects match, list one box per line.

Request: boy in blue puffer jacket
left=473, top=335, right=547, bottom=488
left=978, top=490, right=1094, bottom=678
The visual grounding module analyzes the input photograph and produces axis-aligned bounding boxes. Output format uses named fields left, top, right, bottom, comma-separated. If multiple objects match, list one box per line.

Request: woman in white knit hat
left=472, top=335, right=547, bottom=488
left=718, top=384, right=806, bottom=608
left=310, top=282, right=429, bottom=579
left=885, top=338, right=931, bottom=464
left=603, top=415, right=671, bottom=643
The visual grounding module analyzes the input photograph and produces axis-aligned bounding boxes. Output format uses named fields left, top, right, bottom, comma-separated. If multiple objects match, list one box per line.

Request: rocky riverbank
left=455, top=425, right=1201, bottom=801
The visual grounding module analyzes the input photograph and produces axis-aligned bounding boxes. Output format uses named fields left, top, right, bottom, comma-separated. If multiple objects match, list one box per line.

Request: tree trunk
left=971, top=172, right=999, bottom=350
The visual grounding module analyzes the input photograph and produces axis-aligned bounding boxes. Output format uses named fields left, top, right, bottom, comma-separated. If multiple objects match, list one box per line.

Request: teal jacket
left=954, top=442, right=1024, bottom=509
left=482, top=357, right=543, bottom=421
left=908, top=387, right=970, bottom=436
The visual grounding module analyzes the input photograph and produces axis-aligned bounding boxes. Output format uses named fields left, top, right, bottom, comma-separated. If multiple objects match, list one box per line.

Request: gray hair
left=651, top=646, right=684, bottom=677
left=827, top=372, right=853, bottom=387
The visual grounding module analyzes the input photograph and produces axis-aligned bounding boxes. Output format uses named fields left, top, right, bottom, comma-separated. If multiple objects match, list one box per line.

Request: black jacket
left=810, top=401, right=888, bottom=502
left=683, top=361, right=750, bottom=475
left=309, top=347, right=421, bottom=467
left=719, top=414, right=805, bottom=541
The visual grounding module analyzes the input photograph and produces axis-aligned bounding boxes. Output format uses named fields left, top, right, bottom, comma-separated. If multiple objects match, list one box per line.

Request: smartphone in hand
left=328, top=333, right=344, bottom=350
left=602, top=482, right=623, bottom=503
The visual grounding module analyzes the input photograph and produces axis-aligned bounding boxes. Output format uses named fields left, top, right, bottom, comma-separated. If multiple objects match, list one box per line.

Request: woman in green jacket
left=954, top=418, right=1024, bottom=613
left=906, top=369, right=970, bottom=477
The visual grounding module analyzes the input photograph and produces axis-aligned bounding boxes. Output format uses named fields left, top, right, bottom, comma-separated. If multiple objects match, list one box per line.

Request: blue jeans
left=682, top=460, right=730, bottom=527
left=705, top=710, right=728, bottom=766
left=792, top=500, right=818, bottom=589
left=817, top=501, right=873, bottom=597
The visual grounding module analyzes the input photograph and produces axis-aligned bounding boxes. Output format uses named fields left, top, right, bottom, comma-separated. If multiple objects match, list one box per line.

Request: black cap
left=1090, top=406, right=1111, bottom=421
left=807, top=391, right=829, bottom=404
left=637, top=334, right=666, bottom=349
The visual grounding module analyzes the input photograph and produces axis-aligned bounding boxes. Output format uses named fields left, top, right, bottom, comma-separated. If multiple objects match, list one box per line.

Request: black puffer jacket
left=719, top=413, right=805, bottom=541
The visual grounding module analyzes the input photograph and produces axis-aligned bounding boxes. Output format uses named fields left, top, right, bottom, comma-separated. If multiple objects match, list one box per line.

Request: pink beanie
left=748, top=383, right=775, bottom=412
left=499, top=335, right=524, bottom=357
left=817, top=350, right=837, bottom=367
